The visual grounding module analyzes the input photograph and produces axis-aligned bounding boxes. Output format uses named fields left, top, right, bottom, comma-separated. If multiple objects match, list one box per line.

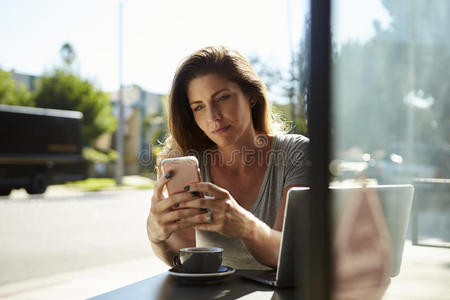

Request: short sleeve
left=282, top=134, right=310, bottom=188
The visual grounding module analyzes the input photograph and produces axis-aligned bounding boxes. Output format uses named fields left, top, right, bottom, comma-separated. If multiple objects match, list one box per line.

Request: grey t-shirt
left=196, top=134, right=310, bottom=270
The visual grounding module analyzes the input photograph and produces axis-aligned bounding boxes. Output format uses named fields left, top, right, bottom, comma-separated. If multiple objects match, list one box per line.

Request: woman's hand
left=177, top=182, right=257, bottom=238
left=146, top=174, right=211, bottom=243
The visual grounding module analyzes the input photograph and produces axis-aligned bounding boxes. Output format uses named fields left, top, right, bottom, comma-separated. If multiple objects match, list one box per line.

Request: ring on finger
left=206, top=208, right=213, bottom=224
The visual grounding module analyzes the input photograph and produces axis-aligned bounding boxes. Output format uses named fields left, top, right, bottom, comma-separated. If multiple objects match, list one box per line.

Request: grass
left=135, top=183, right=156, bottom=189
left=66, top=178, right=117, bottom=191
left=65, top=178, right=155, bottom=192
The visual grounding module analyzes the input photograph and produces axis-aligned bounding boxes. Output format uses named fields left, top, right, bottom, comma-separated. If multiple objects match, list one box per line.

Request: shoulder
left=274, top=134, right=310, bottom=169
left=275, top=134, right=309, bottom=151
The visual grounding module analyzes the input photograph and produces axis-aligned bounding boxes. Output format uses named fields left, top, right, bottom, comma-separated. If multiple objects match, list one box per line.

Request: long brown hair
left=157, top=46, right=284, bottom=172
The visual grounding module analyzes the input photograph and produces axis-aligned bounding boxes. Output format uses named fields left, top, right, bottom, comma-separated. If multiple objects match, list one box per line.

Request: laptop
left=239, top=185, right=414, bottom=288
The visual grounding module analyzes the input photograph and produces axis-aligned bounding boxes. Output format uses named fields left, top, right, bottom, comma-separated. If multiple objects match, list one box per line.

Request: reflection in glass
left=331, top=0, right=449, bottom=299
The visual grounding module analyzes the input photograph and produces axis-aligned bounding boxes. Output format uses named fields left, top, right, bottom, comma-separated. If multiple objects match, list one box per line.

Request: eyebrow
left=189, top=88, right=230, bottom=105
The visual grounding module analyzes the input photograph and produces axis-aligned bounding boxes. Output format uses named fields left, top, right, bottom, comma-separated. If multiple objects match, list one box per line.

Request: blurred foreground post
left=306, top=0, right=332, bottom=298
left=115, top=1, right=124, bottom=185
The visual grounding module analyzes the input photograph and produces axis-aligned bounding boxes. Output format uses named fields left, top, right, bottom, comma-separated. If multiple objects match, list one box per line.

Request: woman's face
left=187, top=73, right=254, bottom=148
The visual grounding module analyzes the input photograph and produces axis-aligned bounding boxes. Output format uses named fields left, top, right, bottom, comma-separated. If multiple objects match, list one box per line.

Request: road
left=0, top=187, right=154, bottom=286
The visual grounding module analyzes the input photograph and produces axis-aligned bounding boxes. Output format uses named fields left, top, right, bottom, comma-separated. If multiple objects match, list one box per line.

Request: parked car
left=367, top=150, right=440, bottom=184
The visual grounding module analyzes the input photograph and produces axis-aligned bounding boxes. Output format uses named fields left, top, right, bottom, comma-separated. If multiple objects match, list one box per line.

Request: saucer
left=168, top=266, right=235, bottom=282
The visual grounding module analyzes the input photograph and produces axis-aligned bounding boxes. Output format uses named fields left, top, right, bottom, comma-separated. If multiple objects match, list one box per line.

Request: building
left=10, top=71, right=39, bottom=91
left=109, top=85, right=166, bottom=175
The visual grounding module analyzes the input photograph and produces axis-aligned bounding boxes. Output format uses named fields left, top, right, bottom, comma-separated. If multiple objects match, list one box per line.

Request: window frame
left=304, top=0, right=332, bottom=299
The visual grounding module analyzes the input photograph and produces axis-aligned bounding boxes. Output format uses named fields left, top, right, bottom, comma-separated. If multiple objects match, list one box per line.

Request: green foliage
left=294, top=117, right=308, bottom=136
left=143, top=114, right=153, bottom=132
left=273, top=103, right=308, bottom=135
left=33, top=68, right=116, bottom=144
left=331, top=0, right=449, bottom=179
left=144, top=95, right=168, bottom=142
left=248, top=56, right=283, bottom=92
left=333, top=0, right=450, bottom=155
left=249, top=28, right=309, bottom=128
left=66, top=177, right=155, bottom=191
left=82, top=147, right=118, bottom=179
left=152, top=128, right=167, bottom=146
left=2, top=43, right=115, bottom=147
left=60, top=43, right=76, bottom=68
left=0, top=70, right=33, bottom=106
left=144, top=112, right=165, bottom=133
left=66, top=178, right=117, bottom=191
left=82, top=147, right=118, bottom=163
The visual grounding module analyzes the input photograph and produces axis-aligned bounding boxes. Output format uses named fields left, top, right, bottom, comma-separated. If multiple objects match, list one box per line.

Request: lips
left=212, top=125, right=231, bottom=134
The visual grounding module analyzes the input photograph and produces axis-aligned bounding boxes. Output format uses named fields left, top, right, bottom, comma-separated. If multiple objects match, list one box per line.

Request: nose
left=208, top=102, right=222, bottom=122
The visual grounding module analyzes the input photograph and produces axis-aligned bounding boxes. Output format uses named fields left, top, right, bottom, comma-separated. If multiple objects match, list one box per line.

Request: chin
left=207, top=135, right=230, bottom=147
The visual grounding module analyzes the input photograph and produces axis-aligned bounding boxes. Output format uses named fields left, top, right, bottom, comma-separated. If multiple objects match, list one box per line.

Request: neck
left=211, top=130, right=271, bottom=172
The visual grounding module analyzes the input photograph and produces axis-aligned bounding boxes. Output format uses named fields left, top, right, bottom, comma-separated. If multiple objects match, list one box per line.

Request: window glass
left=0, top=1, right=310, bottom=298
left=331, top=0, right=450, bottom=298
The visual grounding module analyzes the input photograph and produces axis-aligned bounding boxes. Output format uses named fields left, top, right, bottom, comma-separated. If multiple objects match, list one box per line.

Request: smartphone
left=161, top=156, right=203, bottom=196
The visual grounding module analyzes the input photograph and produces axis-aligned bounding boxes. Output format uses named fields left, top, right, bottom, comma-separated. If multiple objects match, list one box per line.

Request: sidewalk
left=0, top=241, right=448, bottom=300
left=7, top=175, right=155, bottom=200
left=384, top=241, right=450, bottom=300
left=0, top=255, right=168, bottom=300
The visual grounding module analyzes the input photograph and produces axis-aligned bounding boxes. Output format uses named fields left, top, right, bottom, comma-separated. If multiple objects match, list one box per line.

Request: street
left=0, top=187, right=154, bottom=286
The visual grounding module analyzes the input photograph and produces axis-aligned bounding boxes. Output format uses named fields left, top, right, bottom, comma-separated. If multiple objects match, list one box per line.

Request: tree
left=0, top=70, right=33, bottom=106
left=296, top=15, right=311, bottom=121
left=248, top=50, right=309, bottom=135
left=332, top=0, right=449, bottom=169
left=284, top=14, right=311, bottom=136
left=248, top=56, right=283, bottom=93
left=60, top=43, right=76, bottom=68
left=32, top=68, right=116, bottom=144
left=31, top=42, right=116, bottom=145
left=248, top=15, right=311, bottom=136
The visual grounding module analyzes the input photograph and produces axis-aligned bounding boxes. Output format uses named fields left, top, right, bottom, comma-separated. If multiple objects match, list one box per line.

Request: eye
left=193, top=105, right=203, bottom=112
left=217, top=94, right=230, bottom=101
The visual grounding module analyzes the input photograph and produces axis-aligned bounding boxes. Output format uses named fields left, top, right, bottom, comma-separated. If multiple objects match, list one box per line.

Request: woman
left=147, top=46, right=309, bottom=270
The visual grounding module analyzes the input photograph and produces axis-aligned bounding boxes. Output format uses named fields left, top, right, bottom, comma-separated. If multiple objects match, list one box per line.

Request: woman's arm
left=147, top=173, right=206, bottom=266
left=239, top=213, right=281, bottom=268
left=148, top=227, right=195, bottom=266
left=178, top=183, right=305, bottom=269
left=240, top=184, right=304, bottom=268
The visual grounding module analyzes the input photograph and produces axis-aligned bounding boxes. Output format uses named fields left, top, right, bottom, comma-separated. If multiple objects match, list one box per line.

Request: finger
left=152, top=191, right=200, bottom=215
left=160, top=208, right=206, bottom=224
left=187, top=182, right=228, bottom=198
left=152, top=172, right=172, bottom=203
left=194, top=224, right=215, bottom=231
left=170, top=191, right=202, bottom=207
left=178, top=197, right=221, bottom=210
left=177, top=210, right=211, bottom=224
left=156, top=191, right=202, bottom=212
left=165, top=221, right=197, bottom=234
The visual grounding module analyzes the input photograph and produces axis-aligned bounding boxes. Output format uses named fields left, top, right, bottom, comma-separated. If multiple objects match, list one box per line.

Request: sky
left=0, top=0, right=391, bottom=101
